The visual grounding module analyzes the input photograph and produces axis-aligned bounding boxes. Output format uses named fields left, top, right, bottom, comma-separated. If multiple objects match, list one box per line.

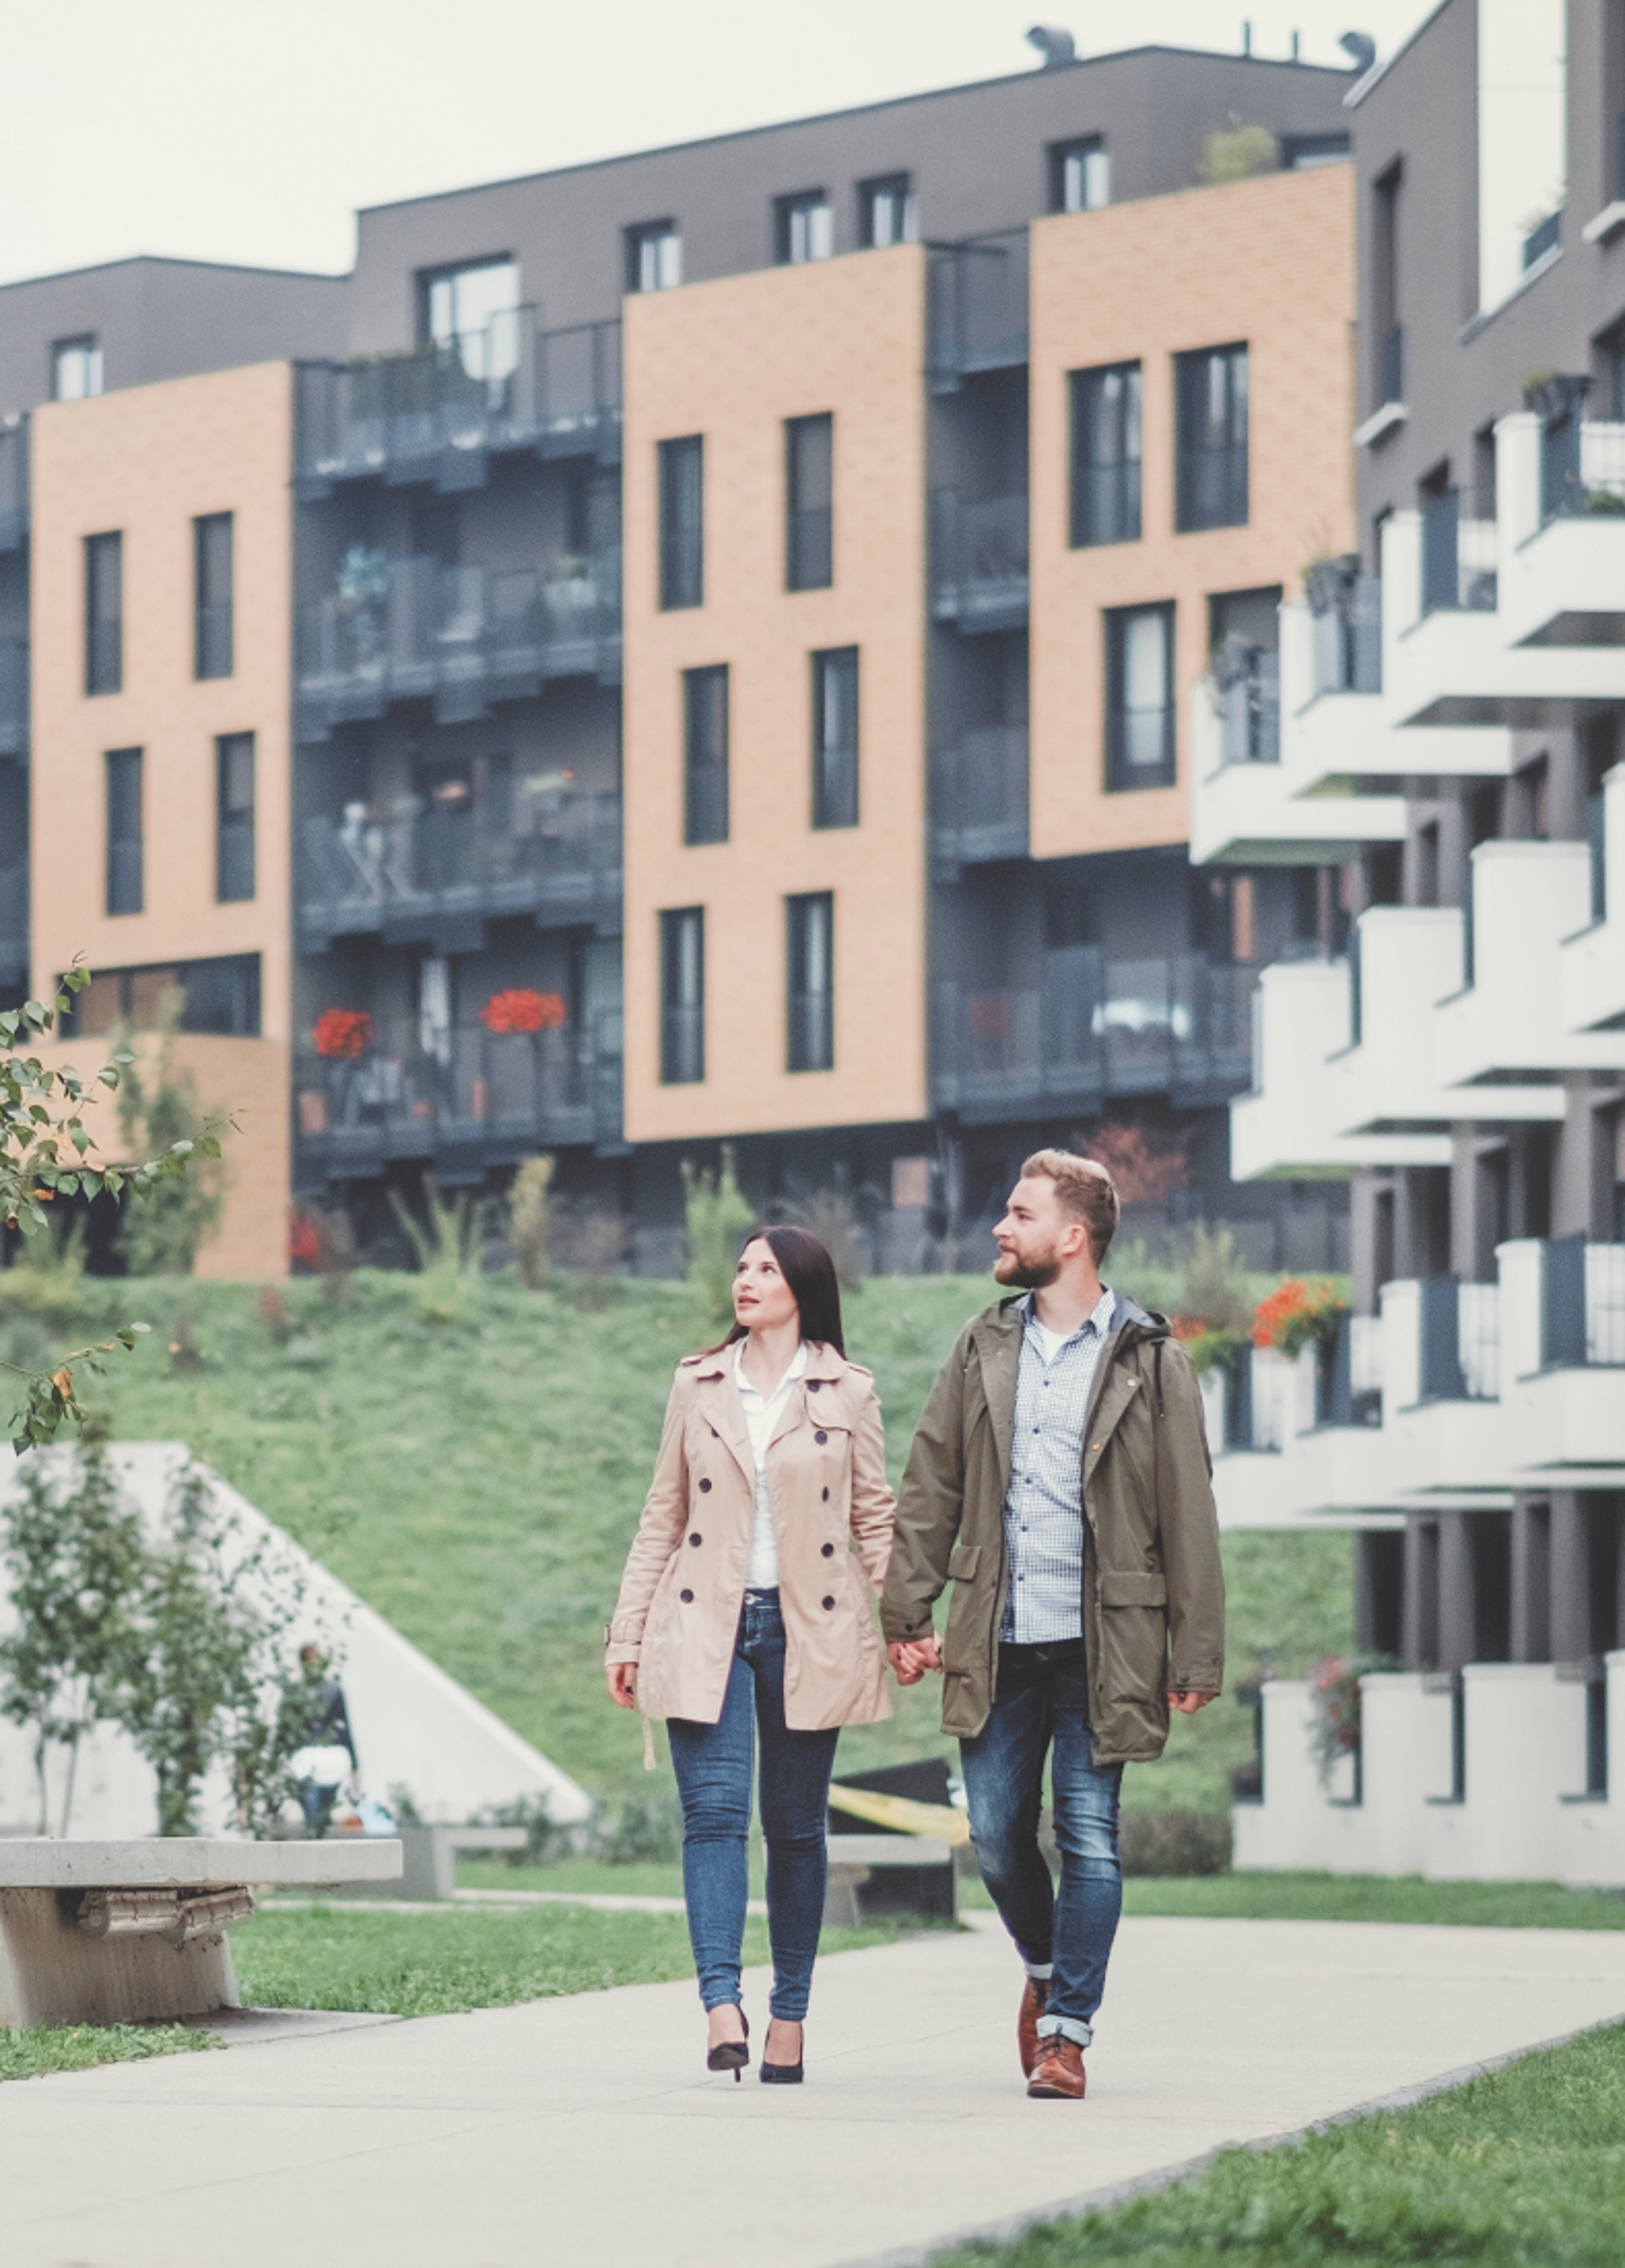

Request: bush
left=507, top=1155, right=555, bottom=1290
left=784, top=1186, right=868, bottom=1292
left=682, top=1146, right=753, bottom=1325
left=592, top=1784, right=684, bottom=1865
left=1118, top=1809, right=1232, bottom=1877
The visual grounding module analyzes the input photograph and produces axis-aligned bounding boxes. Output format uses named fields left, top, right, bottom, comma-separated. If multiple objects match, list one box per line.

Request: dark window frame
left=775, top=190, right=834, bottom=265
left=659, top=906, right=705, bottom=1085
left=51, top=333, right=102, bottom=402
left=625, top=219, right=682, bottom=293
left=105, top=746, right=143, bottom=915
left=84, top=530, right=122, bottom=696
left=858, top=173, right=916, bottom=248
left=1175, top=343, right=1250, bottom=532
left=1069, top=361, right=1143, bottom=547
left=785, top=413, right=834, bottom=591
left=194, top=511, right=234, bottom=681
left=812, top=647, right=860, bottom=829
left=658, top=435, right=704, bottom=610
left=414, top=255, right=519, bottom=350
left=786, top=891, right=835, bottom=1073
left=215, top=731, right=255, bottom=903
left=1048, top=136, right=1110, bottom=214
left=683, top=665, right=729, bottom=846
left=1104, top=602, right=1177, bottom=792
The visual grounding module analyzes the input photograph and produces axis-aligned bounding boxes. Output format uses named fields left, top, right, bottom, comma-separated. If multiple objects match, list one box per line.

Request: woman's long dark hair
left=720, top=1224, right=845, bottom=1357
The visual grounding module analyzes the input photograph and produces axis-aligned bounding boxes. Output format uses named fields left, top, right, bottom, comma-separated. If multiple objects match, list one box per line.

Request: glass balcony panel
left=1586, top=1243, right=1625, bottom=1364
left=932, top=725, right=1028, bottom=862
left=0, top=418, right=28, bottom=550
left=930, top=491, right=1029, bottom=626
left=927, top=228, right=1029, bottom=385
left=0, top=636, right=27, bottom=757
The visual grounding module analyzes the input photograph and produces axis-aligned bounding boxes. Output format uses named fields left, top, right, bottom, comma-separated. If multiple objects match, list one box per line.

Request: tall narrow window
left=106, top=747, right=143, bottom=914
left=659, top=435, right=704, bottom=610
left=52, top=335, right=102, bottom=400
left=786, top=413, right=833, bottom=590
left=859, top=174, right=916, bottom=247
left=1070, top=362, right=1142, bottom=546
left=683, top=666, right=729, bottom=845
left=195, top=512, right=234, bottom=680
left=786, top=892, right=835, bottom=1073
left=1105, top=604, right=1176, bottom=790
left=1373, top=162, right=1402, bottom=407
left=417, top=257, right=519, bottom=378
left=626, top=221, right=682, bottom=292
left=1176, top=344, right=1249, bottom=531
left=84, top=531, right=122, bottom=696
left=1049, top=137, right=1110, bottom=213
left=660, top=907, right=705, bottom=1084
left=776, top=192, right=833, bottom=264
left=812, top=647, right=859, bottom=828
left=216, top=732, right=255, bottom=903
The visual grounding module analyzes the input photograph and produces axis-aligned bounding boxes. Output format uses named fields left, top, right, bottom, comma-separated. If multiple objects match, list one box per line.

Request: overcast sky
left=7, top=0, right=1438, bottom=285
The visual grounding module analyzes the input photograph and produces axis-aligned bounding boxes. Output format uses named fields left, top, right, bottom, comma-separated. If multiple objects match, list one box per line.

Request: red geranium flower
left=479, top=988, right=566, bottom=1035
left=314, top=1008, right=374, bottom=1060
left=288, top=1209, right=322, bottom=1265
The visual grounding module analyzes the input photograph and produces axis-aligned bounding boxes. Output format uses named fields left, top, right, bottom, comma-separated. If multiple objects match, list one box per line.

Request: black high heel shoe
left=760, top=2019, right=804, bottom=2084
left=706, top=2007, right=749, bottom=2081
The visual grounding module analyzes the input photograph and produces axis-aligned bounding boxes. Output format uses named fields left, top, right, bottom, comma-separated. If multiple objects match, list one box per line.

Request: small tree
left=0, top=1430, right=149, bottom=1833
left=508, top=1154, right=556, bottom=1289
left=389, top=1176, right=484, bottom=1324
left=682, top=1146, right=753, bottom=1324
left=111, top=991, right=226, bottom=1276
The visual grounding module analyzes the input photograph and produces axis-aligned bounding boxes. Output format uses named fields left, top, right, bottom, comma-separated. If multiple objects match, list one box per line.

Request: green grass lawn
left=0, top=2022, right=219, bottom=2085
left=48, top=1267, right=1351, bottom=1812
left=931, top=2020, right=1625, bottom=2268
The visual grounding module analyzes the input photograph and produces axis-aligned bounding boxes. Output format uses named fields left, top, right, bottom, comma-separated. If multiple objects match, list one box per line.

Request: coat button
left=821, top=1542, right=835, bottom=1558
left=822, top=1487, right=829, bottom=1501
left=815, top=1430, right=828, bottom=1445
left=680, top=1589, right=694, bottom=1603
left=698, top=1478, right=712, bottom=1492
left=821, top=1595, right=835, bottom=1611
left=689, top=1532, right=702, bottom=1547
left=807, top=1379, right=821, bottom=1393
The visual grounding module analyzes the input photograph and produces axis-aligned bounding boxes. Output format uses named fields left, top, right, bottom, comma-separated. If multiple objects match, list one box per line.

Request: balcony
left=1562, top=758, right=1625, bottom=1035
left=930, top=491, right=1028, bottom=631
left=297, top=790, right=621, bottom=952
left=1435, top=840, right=1625, bottom=1087
left=0, top=636, right=27, bottom=759
left=1207, top=637, right=1279, bottom=766
left=926, top=229, right=1029, bottom=390
left=0, top=418, right=26, bottom=552
left=930, top=725, right=1028, bottom=873
left=932, top=950, right=1254, bottom=1122
left=0, top=859, right=25, bottom=990
left=1420, top=487, right=1498, bottom=616
left=295, top=551, right=621, bottom=741
left=1306, top=557, right=1382, bottom=696
left=295, top=1017, right=622, bottom=1174
left=295, top=312, right=622, bottom=495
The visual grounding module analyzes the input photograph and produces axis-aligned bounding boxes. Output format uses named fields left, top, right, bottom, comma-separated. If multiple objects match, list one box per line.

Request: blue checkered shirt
left=999, top=1287, right=1118, bottom=1644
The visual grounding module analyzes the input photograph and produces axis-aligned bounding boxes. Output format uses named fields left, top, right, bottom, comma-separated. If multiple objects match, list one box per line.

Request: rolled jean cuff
left=1023, top=1960, right=1054, bottom=1981
left=1037, top=2013, right=1092, bottom=2049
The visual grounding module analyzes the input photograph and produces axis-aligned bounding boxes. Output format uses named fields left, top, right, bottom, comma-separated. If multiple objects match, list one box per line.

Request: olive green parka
left=880, top=1292, right=1225, bottom=1762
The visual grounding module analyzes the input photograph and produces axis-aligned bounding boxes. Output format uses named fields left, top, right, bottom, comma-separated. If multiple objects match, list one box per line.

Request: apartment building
left=1190, top=0, right=1625, bottom=1885
left=0, top=40, right=1360, bottom=1272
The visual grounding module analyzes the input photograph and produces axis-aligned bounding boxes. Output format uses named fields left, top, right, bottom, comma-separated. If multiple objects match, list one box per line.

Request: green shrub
left=682, top=1146, right=753, bottom=1324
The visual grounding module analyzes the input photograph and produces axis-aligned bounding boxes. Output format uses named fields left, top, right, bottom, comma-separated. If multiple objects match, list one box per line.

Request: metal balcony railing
left=0, top=418, right=27, bottom=552
left=1305, top=556, right=1382, bottom=695
left=1414, top=1274, right=1499, bottom=1402
left=0, top=861, right=25, bottom=984
left=1540, top=417, right=1625, bottom=525
left=1208, top=639, right=1279, bottom=765
left=926, top=229, right=1029, bottom=388
left=0, top=637, right=27, bottom=757
left=1420, top=487, right=1497, bottom=614
left=295, top=1017, right=622, bottom=1162
left=295, top=312, right=623, bottom=489
left=1540, top=1238, right=1625, bottom=1367
left=933, top=950, right=1255, bottom=1119
left=297, top=790, right=621, bottom=944
left=930, top=491, right=1028, bottom=630
left=931, top=725, right=1028, bottom=867
left=295, top=551, right=622, bottom=737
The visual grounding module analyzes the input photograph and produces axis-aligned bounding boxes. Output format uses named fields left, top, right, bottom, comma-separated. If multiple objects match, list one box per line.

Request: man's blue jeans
left=667, top=1590, right=839, bottom=2021
left=959, top=1637, right=1123, bottom=2050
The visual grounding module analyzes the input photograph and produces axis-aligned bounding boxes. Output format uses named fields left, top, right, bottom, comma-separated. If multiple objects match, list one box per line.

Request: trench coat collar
left=685, top=1338, right=854, bottom=1482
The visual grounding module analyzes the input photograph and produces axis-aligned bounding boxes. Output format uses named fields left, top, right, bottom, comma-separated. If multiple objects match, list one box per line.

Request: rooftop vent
left=1339, top=30, right=1377, bottom=75
left=1026, top=25, right=1076, bottom=69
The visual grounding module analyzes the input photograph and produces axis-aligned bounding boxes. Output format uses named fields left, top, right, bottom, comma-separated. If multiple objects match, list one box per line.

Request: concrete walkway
left=5, top=1912, right=1625, bottom=2268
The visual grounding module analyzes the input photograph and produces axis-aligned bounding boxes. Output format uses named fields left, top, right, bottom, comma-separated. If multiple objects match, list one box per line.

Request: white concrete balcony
left=1496, top=410, right=1625, bottom=650
left=1496, top=1239, right=1625, bottom=1487
left=1561, top=760, right=1625, bottom=1035
left=1434, top=840, right=1625, bottom=1086
left=1235, top=1657, right=1625, bottom=1888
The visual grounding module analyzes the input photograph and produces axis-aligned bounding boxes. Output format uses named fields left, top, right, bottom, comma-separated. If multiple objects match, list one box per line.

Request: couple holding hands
left=605, top=1147, right=1224, bottom=2099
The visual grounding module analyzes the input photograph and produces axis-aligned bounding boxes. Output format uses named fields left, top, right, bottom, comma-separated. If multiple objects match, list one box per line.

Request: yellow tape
left=826, top=1784, right=971, bottom=1847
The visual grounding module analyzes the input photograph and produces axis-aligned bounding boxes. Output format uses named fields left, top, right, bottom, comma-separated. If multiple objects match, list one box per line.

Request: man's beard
left=994, top=1246, right=1061, bottom=1289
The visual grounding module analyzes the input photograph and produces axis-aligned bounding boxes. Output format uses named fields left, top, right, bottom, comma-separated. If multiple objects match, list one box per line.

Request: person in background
left=884, top=1149, right=1224, bottom=2101
left=288, top=1644, right=358, bottom=1837
left=606, top=1225, right=895, bottom=2086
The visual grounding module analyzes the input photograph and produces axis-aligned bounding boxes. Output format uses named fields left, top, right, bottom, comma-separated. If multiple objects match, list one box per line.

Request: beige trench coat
left=606, top=1342, right=895, bottom=1730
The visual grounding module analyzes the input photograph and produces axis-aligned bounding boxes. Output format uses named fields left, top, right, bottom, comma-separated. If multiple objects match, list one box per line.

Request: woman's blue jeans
left=667, top=1590, right=839, bottom=2021
left=959, top=1637, right=1123, bottom=2051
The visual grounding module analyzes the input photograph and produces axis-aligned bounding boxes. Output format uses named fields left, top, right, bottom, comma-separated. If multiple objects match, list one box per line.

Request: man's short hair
left=1020, top=1147, right=1120, bottom=1264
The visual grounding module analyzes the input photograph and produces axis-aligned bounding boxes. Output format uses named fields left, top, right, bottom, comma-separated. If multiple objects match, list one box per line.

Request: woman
left=606, top=1224, right=894, bottom=2084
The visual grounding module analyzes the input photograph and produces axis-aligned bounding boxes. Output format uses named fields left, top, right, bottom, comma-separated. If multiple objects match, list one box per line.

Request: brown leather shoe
left=1027, top=2033, right=1087, bottom=2099
left=1017, top=1975, right=1050, bottom=2077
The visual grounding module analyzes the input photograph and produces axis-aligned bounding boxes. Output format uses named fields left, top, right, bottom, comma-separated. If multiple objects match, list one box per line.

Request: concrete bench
left=823, top=1834, right=957, bottom=1929
left=320, top=1823, right=529, bottom=1901
left=0, top=1837, right=402, bottom=2029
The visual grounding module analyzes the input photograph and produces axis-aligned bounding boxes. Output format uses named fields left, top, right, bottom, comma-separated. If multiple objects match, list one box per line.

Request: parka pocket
left=1098, top=1569, right=1169, bottom=1706
left=1099, top=1570, right=1167, bottom=1608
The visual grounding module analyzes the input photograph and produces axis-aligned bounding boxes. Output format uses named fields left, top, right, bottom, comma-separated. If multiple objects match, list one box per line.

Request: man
left=287, top=1645, right=358, bottom=1837
left=883, top=1148, right=1223, bottom=2100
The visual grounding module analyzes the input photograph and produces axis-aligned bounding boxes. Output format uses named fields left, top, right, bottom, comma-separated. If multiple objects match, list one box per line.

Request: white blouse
left=733, top=1338, right=808, bottom=1589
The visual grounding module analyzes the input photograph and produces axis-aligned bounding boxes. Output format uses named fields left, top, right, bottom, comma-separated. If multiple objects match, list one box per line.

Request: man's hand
left=1168, top=1688, right=1219, bottom=1716
left=888, top=1637, right=942, bottom=1685
left=606, top=1662, right=638, bottom=1709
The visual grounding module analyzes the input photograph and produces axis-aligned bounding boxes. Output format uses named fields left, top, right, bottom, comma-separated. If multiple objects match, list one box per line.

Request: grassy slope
left=78, top=1269, right=1351, bottom=1810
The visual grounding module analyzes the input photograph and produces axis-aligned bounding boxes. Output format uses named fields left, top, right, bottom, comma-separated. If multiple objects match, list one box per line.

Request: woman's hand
left=606, top=1662, right=639, bottom=1709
